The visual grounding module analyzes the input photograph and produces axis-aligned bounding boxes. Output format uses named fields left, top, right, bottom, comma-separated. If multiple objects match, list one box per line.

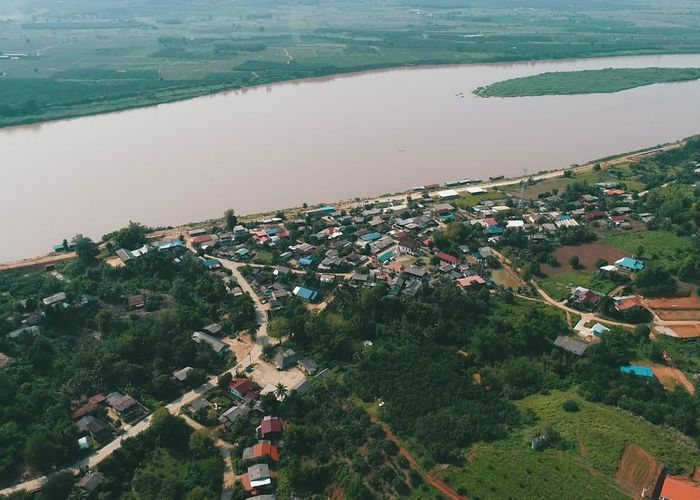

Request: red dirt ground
left=541, top=242, right=630, bottom=276
left=615, top=444, right=665, bottom=497
left=663, top=324, right=700, bottom=339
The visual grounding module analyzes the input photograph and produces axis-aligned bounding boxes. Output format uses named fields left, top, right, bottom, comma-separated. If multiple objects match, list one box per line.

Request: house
left=42, top=292, right=67, bottom=307
left=230, top=378, right=257, bottom=398
left=615, top=295, right=645, bottom=312
left=242, top=442, right=280, bottom=462
left=432, top=203, right=454, bottom=215
left=292, top=286, right=318, bottom=302
left=554, top=336, right=589, bottom=356
left=7, top=326, right=40, bottom=339
left=571, top=286, right=601, bottom=305
left=659, top=477, right=700, bottom=500
left=437, top=189, right=460, bottom=200
left=128, top=294, right=145, bottom=309
left=219, top=404, right=250, bottom=426
left=171, top=367, right=193, bottom=382
left=246, top=463, right=273, bottom=491
left=620, top=365, right=654, bottom=378
left=247, top=495, right=276, bottom=500
left=257, top=416, right=284, bottom=440
left=616, top=257, right=644, bottom=272
left=191, top=234, right=214, bottom=246
left=158, top=240, right=184, bottom=251
left=203, top=323, right=222, bottom=336
left=360, top=232, right=382, bottom=242
left=192, top=331, right=230, bottom=355
left=72, top=394, right=106, bottom=420
left=106, top=392, right=137, bottom=415
left=585, top=210, right=606, bottom=221
left=456, top=275, right=486, bottom=288
left=204, top=258, right=222, bottom=270
left=377, top=250, right=395, bottom=264
left=298, top=358, right=318, bottom=376
left=274, top=349, right=299, bottom=370
left=591, top=323, right=610, bottom=337
left=77, top=472, right=105, bottom=495
left=435, top=252, right=460, bottom=266
left=76, top=415, right=108, bottom=438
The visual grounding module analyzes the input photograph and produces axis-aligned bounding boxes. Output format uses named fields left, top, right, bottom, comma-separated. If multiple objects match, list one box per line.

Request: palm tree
left=274, top=382, right=288, bottom=400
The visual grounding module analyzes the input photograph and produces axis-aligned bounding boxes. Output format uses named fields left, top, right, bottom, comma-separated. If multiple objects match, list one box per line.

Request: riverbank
left=0, top=139, right=682, bottom=270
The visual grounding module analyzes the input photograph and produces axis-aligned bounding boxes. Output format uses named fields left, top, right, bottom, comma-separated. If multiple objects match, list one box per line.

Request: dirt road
left=373, top=418, right=466, bottom=500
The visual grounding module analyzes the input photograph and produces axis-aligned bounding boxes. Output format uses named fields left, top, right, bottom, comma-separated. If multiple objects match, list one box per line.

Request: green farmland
left=4, top=0, right=700, bottom=126
left=474, top=67, right=700, bottom=98
left=439, top=390, right=700, bottom=499
left=539, top=270, right=622, bottom=301
left=602, top=230, right=694, bottom=269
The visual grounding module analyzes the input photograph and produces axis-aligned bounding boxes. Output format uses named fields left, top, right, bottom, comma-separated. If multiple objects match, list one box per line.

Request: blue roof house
left=293, top=286, right=319, bottom=302
left=615, top=257, right=644, bottom=272
left=204, top=259, right=222, bottom=270
left=299, top=256, right=316, bottom=267
left=360, top=232, right=382, bottom=242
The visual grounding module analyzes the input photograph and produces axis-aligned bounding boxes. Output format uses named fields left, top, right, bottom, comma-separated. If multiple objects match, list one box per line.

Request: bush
left=562, top=399, right=580, bottom=412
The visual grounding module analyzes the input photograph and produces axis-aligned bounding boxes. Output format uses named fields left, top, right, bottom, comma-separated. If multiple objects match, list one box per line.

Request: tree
left=40, top=471, right=74, bottom=500
left=595, top=258, right=608, bottom=268
left=217, top=372, right=233, bottom=390
left=23, top=432, right=55, bottom=472
left=224, top=209, right=238, bottom=230
left=274, top=382, right=288, bottom=400
left=73, top=234, right=99, bottom=265
left=569, top=255, right=581, bottom=270
left=261, top=344, right=276, bottom=362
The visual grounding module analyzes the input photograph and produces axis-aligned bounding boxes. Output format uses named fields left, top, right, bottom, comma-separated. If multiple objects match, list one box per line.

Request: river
left=2, top=53, right=700, bottom=262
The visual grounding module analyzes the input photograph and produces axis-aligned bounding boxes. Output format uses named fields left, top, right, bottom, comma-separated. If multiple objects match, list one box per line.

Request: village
left=1, top=142, right=700, bottom=499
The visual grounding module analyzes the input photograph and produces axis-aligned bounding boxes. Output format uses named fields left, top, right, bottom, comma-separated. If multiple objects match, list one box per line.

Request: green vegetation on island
left=474, top=67, right=700, bottom=97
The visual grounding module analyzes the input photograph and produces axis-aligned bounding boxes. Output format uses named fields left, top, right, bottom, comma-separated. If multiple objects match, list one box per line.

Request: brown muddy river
left=2, top=53, right=700, bottom=262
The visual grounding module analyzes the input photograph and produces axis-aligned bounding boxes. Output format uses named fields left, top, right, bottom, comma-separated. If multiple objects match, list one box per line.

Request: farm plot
left=541, top=242, right=630, bottom=276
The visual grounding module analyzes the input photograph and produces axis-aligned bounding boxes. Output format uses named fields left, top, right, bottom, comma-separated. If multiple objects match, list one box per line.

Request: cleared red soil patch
left=664, top=324, right=700, bottom=339
left=635, top=362, right=697, bottom=394
left=541, top=242, right=630, bottom=276
left=615, top=444, right=665, bottom=498
left=645, top=295, right=700, bottom=309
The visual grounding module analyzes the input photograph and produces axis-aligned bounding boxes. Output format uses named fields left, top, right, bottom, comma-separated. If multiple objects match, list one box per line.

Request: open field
left=602, top=231, right=693, bottom=267
left=541, top=242, right=630, bottom=276
left=615, top=444, right=664, bottom=497
left=539, top=270, right=623, bottom=301
left=451, top=190, right=507, bottom=210
left=633, top=361, right=696, bottom=394
left=512, top=162, right=646, bottom=199
left=4, top=0, right=700, bottom=126
left=474, top=67, right=700, bottom=97
left=440, top=389, right=700, bottom=499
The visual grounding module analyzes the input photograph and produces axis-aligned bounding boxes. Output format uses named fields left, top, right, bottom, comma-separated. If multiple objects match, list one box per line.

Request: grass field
left=602, top=230, right=693, bottom=268
left=3, top=0, right=700, bottom=126
left=474, top=67, right=700, bottom=97
left=452, top=190, right=507, bottom=210
left=439, top=390, right=700, bottom=499
left=513, top=163, right=646, bottom=199
left=539, top=270, right=621, bottom=301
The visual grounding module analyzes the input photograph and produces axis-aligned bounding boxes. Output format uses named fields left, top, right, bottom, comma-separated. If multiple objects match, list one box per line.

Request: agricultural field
left=4, top=0, right=700, bottom=126
left=602, top=230, right=694, bottom=269
left=539, top=269, right=623, bottom=301
left=440, top=390, right=700, bottom=499
left=474, top=67, right=700, bottom=97
left=541, top=242, right=630, bottom=276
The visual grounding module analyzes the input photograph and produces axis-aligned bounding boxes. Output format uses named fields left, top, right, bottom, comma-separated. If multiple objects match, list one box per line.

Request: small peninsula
left=474, top=67, right=700, bottom=97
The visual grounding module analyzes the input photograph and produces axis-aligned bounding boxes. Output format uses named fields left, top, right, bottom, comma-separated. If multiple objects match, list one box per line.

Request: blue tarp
left=620, top=365, right=654, bottom=378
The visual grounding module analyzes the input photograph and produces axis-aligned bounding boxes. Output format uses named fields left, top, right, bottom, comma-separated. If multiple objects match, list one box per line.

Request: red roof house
left=257, top=416, right=284, bottom=440
left=436, top=252, right=460, bottom=266
left=230, top=378, right=257, bottom=398
left=659, top=477, right=700, bottom=500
